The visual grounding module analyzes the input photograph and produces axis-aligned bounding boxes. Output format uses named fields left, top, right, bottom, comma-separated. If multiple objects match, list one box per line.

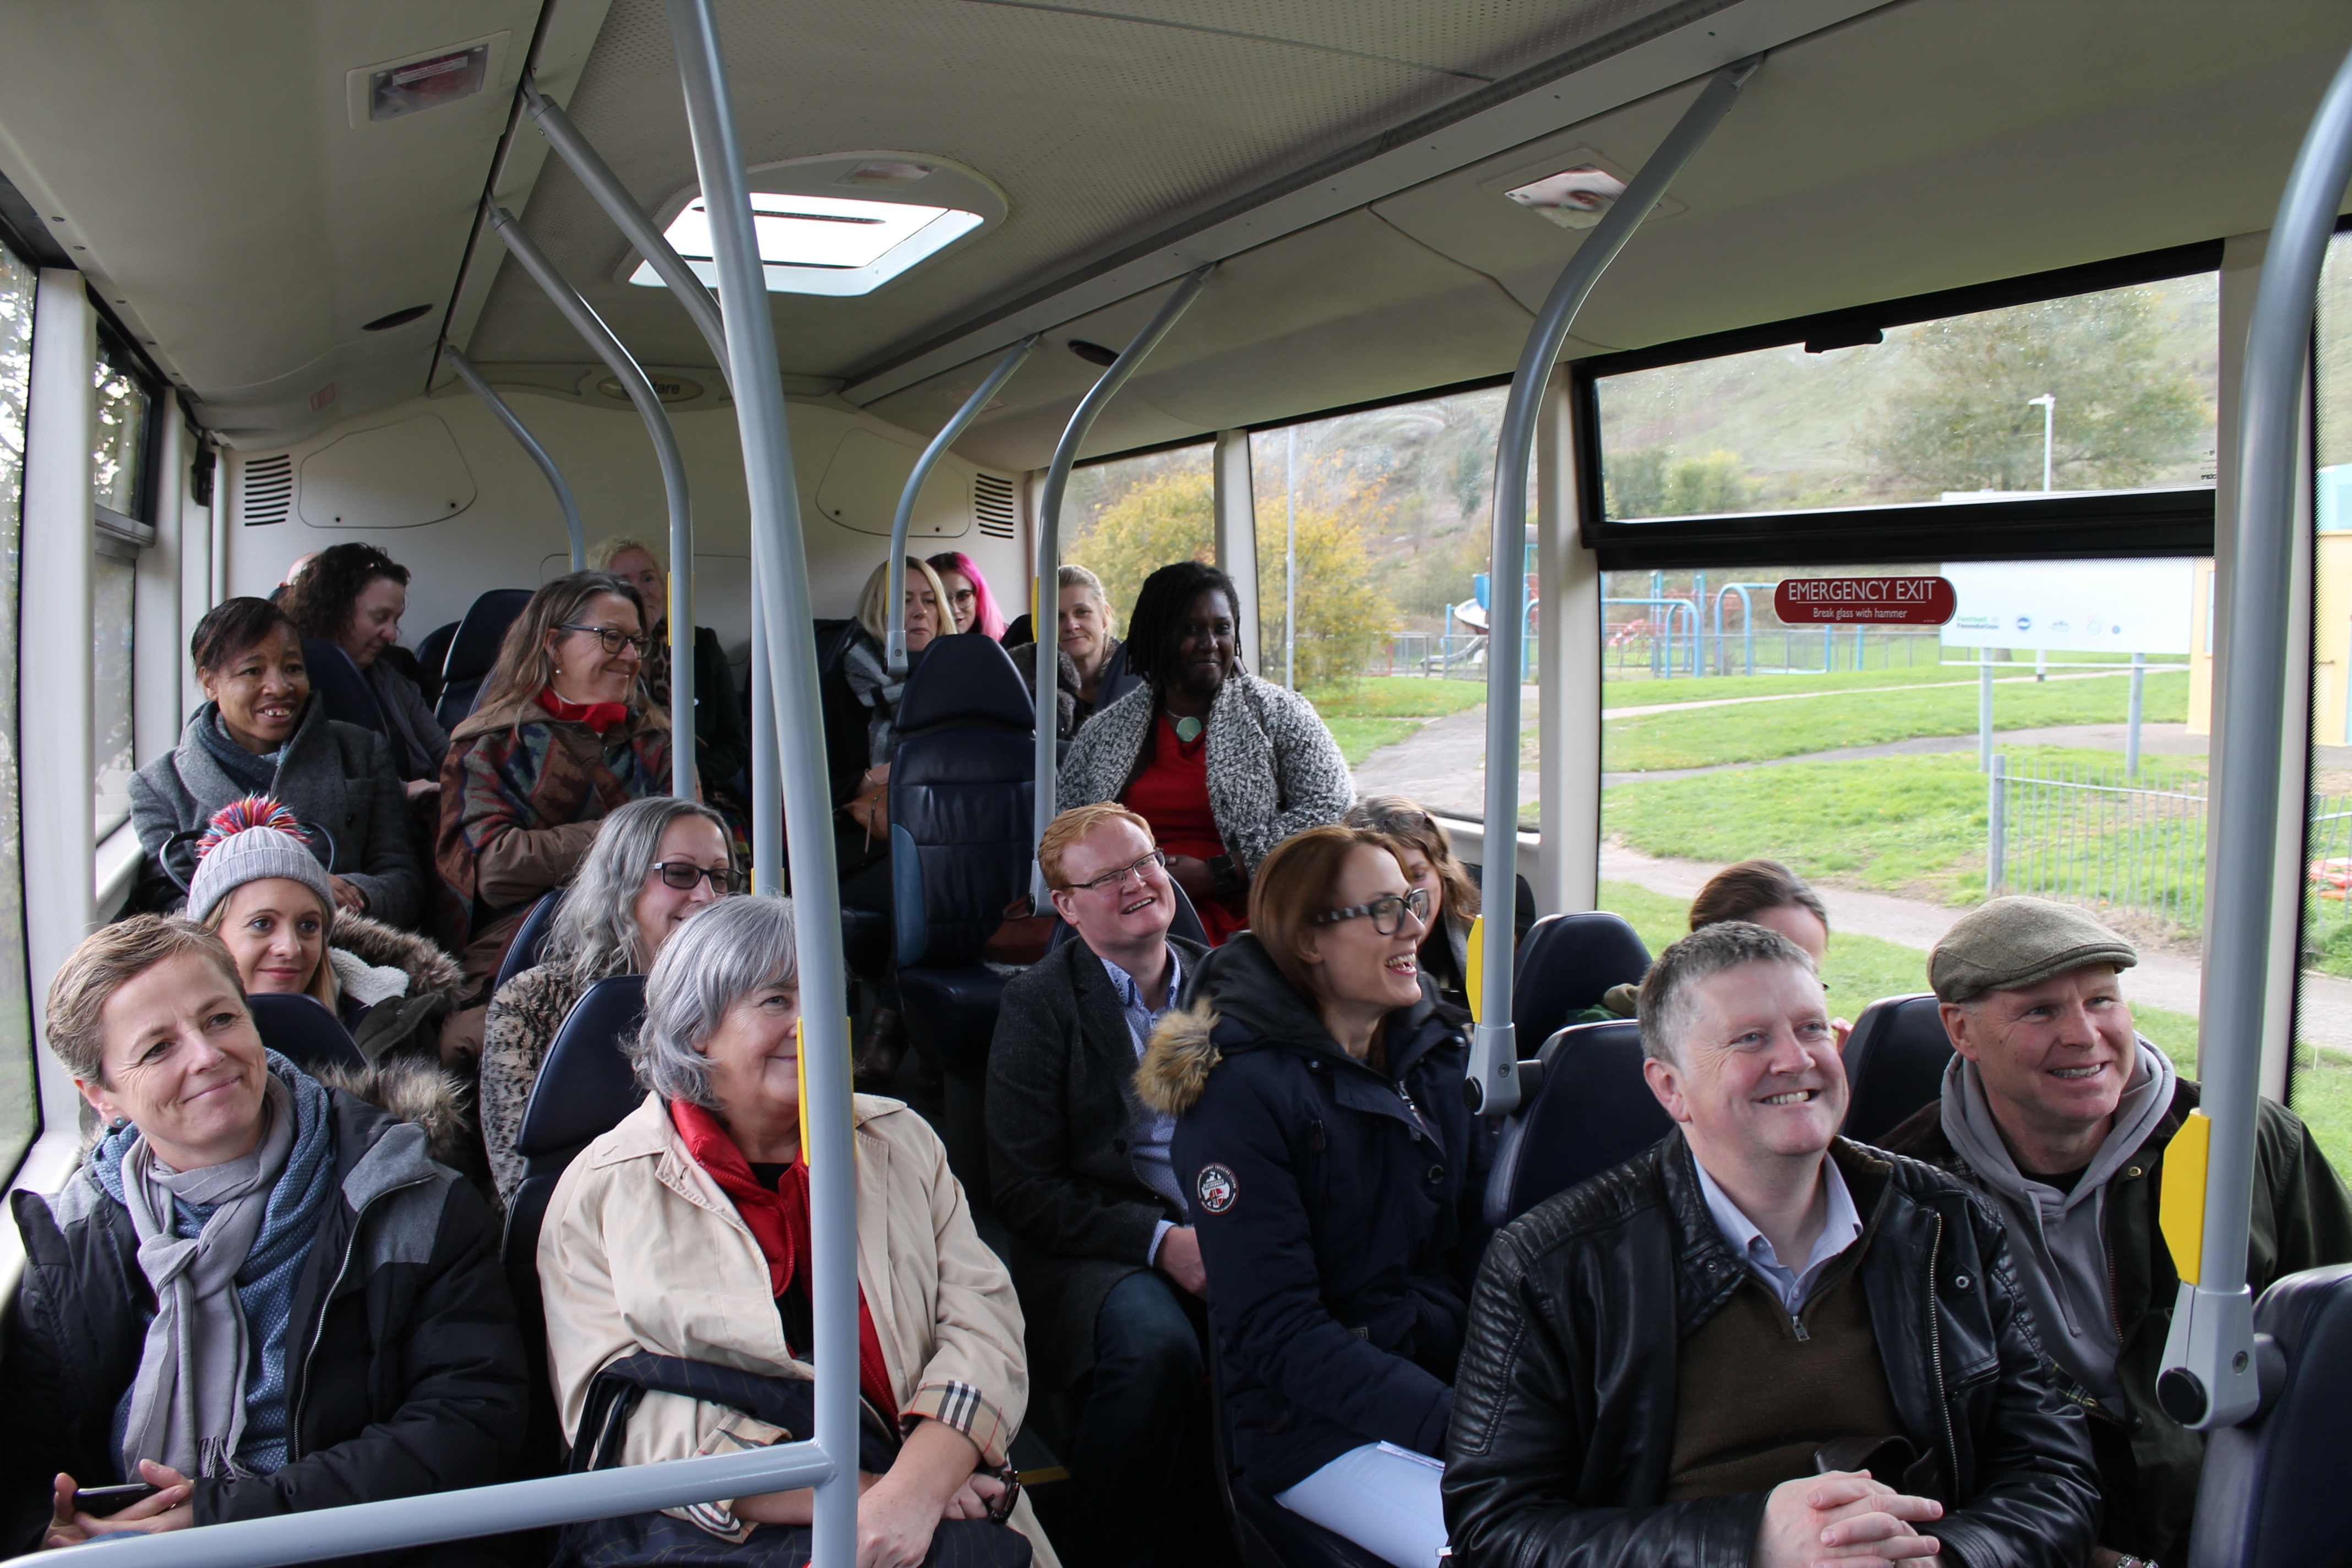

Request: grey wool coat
left=1056, top=671, right=1353, bottom=872
left=130, top=700, right=424, bottom=928
left=984, top=934, right=1208, bottom=1391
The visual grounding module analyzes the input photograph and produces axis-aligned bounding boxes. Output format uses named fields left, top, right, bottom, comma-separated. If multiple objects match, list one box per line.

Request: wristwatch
left=1208, top=853, right=1243, bottom=897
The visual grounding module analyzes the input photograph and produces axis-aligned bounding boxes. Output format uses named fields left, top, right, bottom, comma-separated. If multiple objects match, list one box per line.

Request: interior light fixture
left=632, top=190, right=984, bottom=297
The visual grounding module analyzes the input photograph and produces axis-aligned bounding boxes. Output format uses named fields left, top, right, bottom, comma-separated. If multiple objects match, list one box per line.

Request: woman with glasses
left=1136, top=825, right=1483, bottom=1568
left=591, top=535, right=752, bottom=801
left=480, top=796, right=736, bottom=1211
left=435, top=572, right=674, bottom=1054
left=1343, top=796, right=1482, bottom=1012
left=926, top=549, right=1008, bottom=640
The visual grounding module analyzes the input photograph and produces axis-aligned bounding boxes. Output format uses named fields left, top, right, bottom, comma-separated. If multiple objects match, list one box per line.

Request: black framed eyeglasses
left=1064, top=848, right=1167, bottom=894
left=559, top=623, right=652, bottom=657
left=650, top=861, right=745, bottom=894
left=1313, top=886, right=1432, bottom=935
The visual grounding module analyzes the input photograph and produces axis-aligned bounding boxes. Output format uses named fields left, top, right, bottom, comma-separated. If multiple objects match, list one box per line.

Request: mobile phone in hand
left=73, top=1482, right=160, bottom=1517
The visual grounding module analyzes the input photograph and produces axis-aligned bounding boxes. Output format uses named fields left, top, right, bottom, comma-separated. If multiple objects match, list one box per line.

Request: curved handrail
left=1028, top=266, right=1215, bottom=900
left=887, top=336, right=1040, bottom=676
left=439, top=342, right=584, bottom=571
left=2159, top=40, right=2352, bottom=1434
left=1467, top=55, right=1761, bottom=1116
left=488, top=208, right=694, bottom=802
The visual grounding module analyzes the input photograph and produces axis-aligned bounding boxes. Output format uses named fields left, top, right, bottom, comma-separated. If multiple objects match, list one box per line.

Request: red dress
left=1122, top=712, right=1250, bottom=945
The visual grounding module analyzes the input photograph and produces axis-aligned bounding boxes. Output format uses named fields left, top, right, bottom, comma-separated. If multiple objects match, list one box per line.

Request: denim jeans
left=1060, top=1267, right=1206, bottom=1568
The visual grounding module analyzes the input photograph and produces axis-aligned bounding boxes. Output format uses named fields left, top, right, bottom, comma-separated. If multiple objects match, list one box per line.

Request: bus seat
left=493, top=891, right=564, bottom=999
left=1838, top=994, right=1953, bottom=1145
left=434, top=589, right=536, bottom=730
left=249, top=993, right=368, bottom=1076
left=2187, top=1264, right=2352, bottom=1567
left=1511, top=911, right=1651, bottom=1049
left=302, top=639, right=389, bottom=737
left=413, top=620, right=459, bottom=706
left=1206, top=1320, right=1392, bottom=1568
left=1043, top=875, right=1211, bottom=954
left=1483, top=1019, right=1669, bottom=1227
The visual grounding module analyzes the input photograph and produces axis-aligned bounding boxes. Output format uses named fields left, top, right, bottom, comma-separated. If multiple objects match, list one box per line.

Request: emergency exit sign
left=1774, top=576, right=1956, bottom=625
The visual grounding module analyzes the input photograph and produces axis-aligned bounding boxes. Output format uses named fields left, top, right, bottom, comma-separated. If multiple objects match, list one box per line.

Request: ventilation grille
left=239, top=453, right=293, bottom=526
left=973, top=473, right=1016, bottom=540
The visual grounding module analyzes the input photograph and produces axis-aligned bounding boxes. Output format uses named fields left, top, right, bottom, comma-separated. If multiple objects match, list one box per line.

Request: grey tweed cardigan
left=1056, top=671, right=1352, bottom=871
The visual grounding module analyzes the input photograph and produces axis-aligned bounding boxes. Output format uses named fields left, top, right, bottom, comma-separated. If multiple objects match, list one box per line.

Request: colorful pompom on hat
left=184, top=796, right=336, bottom=927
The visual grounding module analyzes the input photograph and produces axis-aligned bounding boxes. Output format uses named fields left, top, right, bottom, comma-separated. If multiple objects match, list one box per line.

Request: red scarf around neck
left=668, top=1100, right=899, bottom=1426
left=534, top=686, right=630, bottom=735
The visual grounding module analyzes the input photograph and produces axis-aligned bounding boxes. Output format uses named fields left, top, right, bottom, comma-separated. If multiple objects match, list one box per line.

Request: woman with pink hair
left=927, top=552, right=1008, bottom=640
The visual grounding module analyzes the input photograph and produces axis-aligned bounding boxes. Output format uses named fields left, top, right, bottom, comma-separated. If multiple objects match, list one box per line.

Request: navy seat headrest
left=895, top=633, right=1035, bottom=733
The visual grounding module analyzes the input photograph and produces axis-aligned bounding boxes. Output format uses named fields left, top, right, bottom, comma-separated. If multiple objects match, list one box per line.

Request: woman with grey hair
left=478, top=794, right=736, bottom=1210
left=537, top=896, right=1058, bottom=1567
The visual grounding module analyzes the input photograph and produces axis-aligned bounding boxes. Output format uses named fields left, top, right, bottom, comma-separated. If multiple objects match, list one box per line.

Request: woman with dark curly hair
left=279, top=542, right=448, bottom=795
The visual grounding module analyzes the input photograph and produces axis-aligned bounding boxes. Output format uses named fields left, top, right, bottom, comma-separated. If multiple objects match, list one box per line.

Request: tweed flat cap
left=1929, top=896, right=2137, bottom=1003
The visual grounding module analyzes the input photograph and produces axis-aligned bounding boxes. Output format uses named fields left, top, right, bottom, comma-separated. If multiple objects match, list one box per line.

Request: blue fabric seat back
left=888, top=634, right=1036, bottom=969
left=302, top=640, right=388, bottom=736
left=494, top=890, right=564, bottom=998
left=504, top=974, right=646, bottom=1273
left=434, top=588, right=536, bottom=730
left=2188, top=1264, right=2352, bottom=1567
left=247, top=993, right=368, bottom=1076
left=1838, top=993, right=1954, bottom=1145
left=1511, top=911, right=1651, bottom=1048
left=1483, top=1018, right=1671, bottom=1226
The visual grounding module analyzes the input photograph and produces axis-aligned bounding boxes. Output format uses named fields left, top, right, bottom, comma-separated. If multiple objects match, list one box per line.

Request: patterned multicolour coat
left=434, top=695, right=671, bottom=952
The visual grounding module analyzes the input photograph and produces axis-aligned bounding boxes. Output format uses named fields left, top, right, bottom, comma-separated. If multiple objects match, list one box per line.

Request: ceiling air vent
left=973, top=473, right=1016, bottom=540
left=239, top=453, right=294, bottom=526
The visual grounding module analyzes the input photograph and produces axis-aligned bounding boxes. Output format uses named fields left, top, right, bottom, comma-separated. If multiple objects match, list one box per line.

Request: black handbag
left=557, top=1353, right=1031, bottom=1568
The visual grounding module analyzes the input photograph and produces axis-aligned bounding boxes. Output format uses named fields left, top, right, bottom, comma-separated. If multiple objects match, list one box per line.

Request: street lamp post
left=2027, top=393, right=2055, bottom=492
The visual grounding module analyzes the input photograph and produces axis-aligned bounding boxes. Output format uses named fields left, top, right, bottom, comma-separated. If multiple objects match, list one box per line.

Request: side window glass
left=0, top=243, right=37, bottom=1178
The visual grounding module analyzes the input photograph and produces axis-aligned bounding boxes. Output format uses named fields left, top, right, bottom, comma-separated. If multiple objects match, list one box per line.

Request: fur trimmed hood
left=312, top=1055, right=473, bottom=1169
left=1135, top=1001, right=1222, bottom=1118
left=331, top=914, right=467, bottom=1009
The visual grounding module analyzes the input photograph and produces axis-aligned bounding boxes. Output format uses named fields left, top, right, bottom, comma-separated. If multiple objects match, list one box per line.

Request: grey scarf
left=1939, top=1038, right=2176, bottom=1402
left=117, top=1075, right=295, bottom=1480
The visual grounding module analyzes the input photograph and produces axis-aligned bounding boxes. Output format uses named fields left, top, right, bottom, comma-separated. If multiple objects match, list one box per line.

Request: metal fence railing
left=1986, top=755, right=2211, bottom=929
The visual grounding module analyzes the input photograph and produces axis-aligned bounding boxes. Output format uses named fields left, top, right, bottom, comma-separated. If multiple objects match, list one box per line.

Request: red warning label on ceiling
left=1773, top=576, right=1956, bottom=625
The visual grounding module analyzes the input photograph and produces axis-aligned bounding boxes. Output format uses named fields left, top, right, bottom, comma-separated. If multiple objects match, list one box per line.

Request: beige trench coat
left=539, top=1092, right=1057, bottom=1562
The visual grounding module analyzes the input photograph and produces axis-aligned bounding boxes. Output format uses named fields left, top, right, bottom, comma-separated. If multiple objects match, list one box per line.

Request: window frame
left=1570, top=238, right=2226, bottom=573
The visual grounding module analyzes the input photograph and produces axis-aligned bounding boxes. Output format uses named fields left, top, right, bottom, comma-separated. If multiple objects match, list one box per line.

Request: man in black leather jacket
left=1444, top=923, right=2099, bottom=1568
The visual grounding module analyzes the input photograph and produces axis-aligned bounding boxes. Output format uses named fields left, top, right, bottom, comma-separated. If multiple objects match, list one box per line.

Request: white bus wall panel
left=297, top=414, right=480, bottom=530
left=224, top=391, right=1026, bottom=661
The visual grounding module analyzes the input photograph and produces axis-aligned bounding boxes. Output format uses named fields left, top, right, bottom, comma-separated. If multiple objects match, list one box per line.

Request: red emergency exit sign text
left=1773, top=576, right=1956, bottom=625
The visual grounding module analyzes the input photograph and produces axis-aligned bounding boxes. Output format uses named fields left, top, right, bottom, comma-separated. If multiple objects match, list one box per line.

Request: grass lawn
left=1603, top=668, right=2191, bottom=772
left=1598, top=656, right=2185, bottom=711
left=1309, top=677, right=1489, bottom=766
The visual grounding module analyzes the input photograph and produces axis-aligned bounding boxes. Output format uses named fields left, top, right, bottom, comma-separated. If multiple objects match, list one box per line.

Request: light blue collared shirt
left=1691, top=1154, right=1865, bottom=1316
left=1097, top=945, right=1185, bottom=1263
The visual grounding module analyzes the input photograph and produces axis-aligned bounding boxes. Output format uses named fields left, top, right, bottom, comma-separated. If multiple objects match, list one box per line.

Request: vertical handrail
left=486, top=208, right=695, bottom=801
left=1028, top=266, right=1215, bottom=901
left=662, top=8, right=859, bottom=1564
left=887, top=336, right=1040, bottom=676
left=440, top=342, right=586, bottom=571
left=2160, top=41, right=2352, bottom=1438
left=1468, top=55, right=1760, bottom=1115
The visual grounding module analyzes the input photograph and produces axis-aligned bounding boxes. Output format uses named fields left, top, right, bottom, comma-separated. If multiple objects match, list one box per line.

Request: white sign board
left=1940, top=559, right=2195, bottom=655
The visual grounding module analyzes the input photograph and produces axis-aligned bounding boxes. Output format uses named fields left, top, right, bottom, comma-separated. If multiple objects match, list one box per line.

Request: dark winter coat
left=130, top=700, right=423, bottom=928
left=1441, top=1132, right=2103, bottom=1568
left=1135, top=934, right=1485, bottom=1495
left=986, top=933, right=1207, bottom=1390
left=1881, top=1076, right=2352, bottom=1563
left=0, top=1061, right=527, bottom=1560
left=1007, top=638, right=1140, bottom=747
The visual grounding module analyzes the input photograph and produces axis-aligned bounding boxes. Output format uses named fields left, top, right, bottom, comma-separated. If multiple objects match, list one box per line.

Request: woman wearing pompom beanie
left=188, top=799, right=469, bottom=1066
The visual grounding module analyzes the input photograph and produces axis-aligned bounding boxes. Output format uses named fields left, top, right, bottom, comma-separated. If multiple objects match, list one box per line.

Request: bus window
left=89, top=335, right=150, bottom=841
left=0, top=240, right=37, bottom=1179
left=1064, top=439, right=1214, bottom=633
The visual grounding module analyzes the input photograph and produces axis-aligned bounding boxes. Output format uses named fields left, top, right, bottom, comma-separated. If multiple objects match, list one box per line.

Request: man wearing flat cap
left=1882, top=896, right=2352, bottom=1568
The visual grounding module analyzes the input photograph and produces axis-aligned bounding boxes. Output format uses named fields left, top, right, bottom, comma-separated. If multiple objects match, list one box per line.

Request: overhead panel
left=813, top=427, right=973, bottom=538
left=298, top=413, right=478, bottom=528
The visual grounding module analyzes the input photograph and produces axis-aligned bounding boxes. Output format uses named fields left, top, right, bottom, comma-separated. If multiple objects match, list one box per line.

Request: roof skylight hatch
left=629, top=154, right=1003, bottom=298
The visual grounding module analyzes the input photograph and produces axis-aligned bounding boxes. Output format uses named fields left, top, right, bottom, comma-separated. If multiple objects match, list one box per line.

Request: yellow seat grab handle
left=2157, top=1108, right=2212, bottom=1286
left=797, top=1016, right=856, bottom=1169
left=1464, top=915, right=1484, bottom=1026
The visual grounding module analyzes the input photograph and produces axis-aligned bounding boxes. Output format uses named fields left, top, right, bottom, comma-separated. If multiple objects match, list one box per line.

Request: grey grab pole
left=1028, top=266, right=1216, bottom=902
left=2160, top=41, right=2352, bottom=1441
left=888, top=336, right=1041, bottom=677
left=0, top=1441, right=836, bottom=1568
left=1466, top=56, right=1761, bottom=1115
left=487, top=208, right=695, bottom=803
left=514, top=72, right=781, bottom=895
left=662, top=7, right=861, bottom=1566
left=2127, top=651, right=2146, bottom=775
left=1980, top=648, right=1994, bottom=772
left=440, top=341, right=585, bottom=570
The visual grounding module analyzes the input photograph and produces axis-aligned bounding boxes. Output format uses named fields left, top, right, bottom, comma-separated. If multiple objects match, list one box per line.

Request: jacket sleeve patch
left=1197, top=1163, right=1238, bottom=1214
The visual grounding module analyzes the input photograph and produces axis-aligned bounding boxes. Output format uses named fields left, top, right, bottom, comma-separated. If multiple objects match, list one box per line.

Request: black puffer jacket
left=1, top=1065, right=527, bottom=1560
left=1136, top=934, right=1487, bottom=1496
left=1442, top=1133, right=2101, bottom=1568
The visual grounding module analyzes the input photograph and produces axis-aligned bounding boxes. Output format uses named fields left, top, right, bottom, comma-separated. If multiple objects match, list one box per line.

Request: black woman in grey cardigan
left=129, top=598, right=423, bottom=927
left=1056, top=562, right=1352, bottom=943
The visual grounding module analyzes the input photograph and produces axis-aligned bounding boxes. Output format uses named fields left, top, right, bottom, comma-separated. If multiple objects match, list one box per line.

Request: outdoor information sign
left=1774, top=575, right=1956, bottom=624
left=1940, top=558, right=2196, bottom=654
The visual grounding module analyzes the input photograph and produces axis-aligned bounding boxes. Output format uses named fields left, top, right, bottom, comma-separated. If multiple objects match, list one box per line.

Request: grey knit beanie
left=185, top=797, right=336, bottom=928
